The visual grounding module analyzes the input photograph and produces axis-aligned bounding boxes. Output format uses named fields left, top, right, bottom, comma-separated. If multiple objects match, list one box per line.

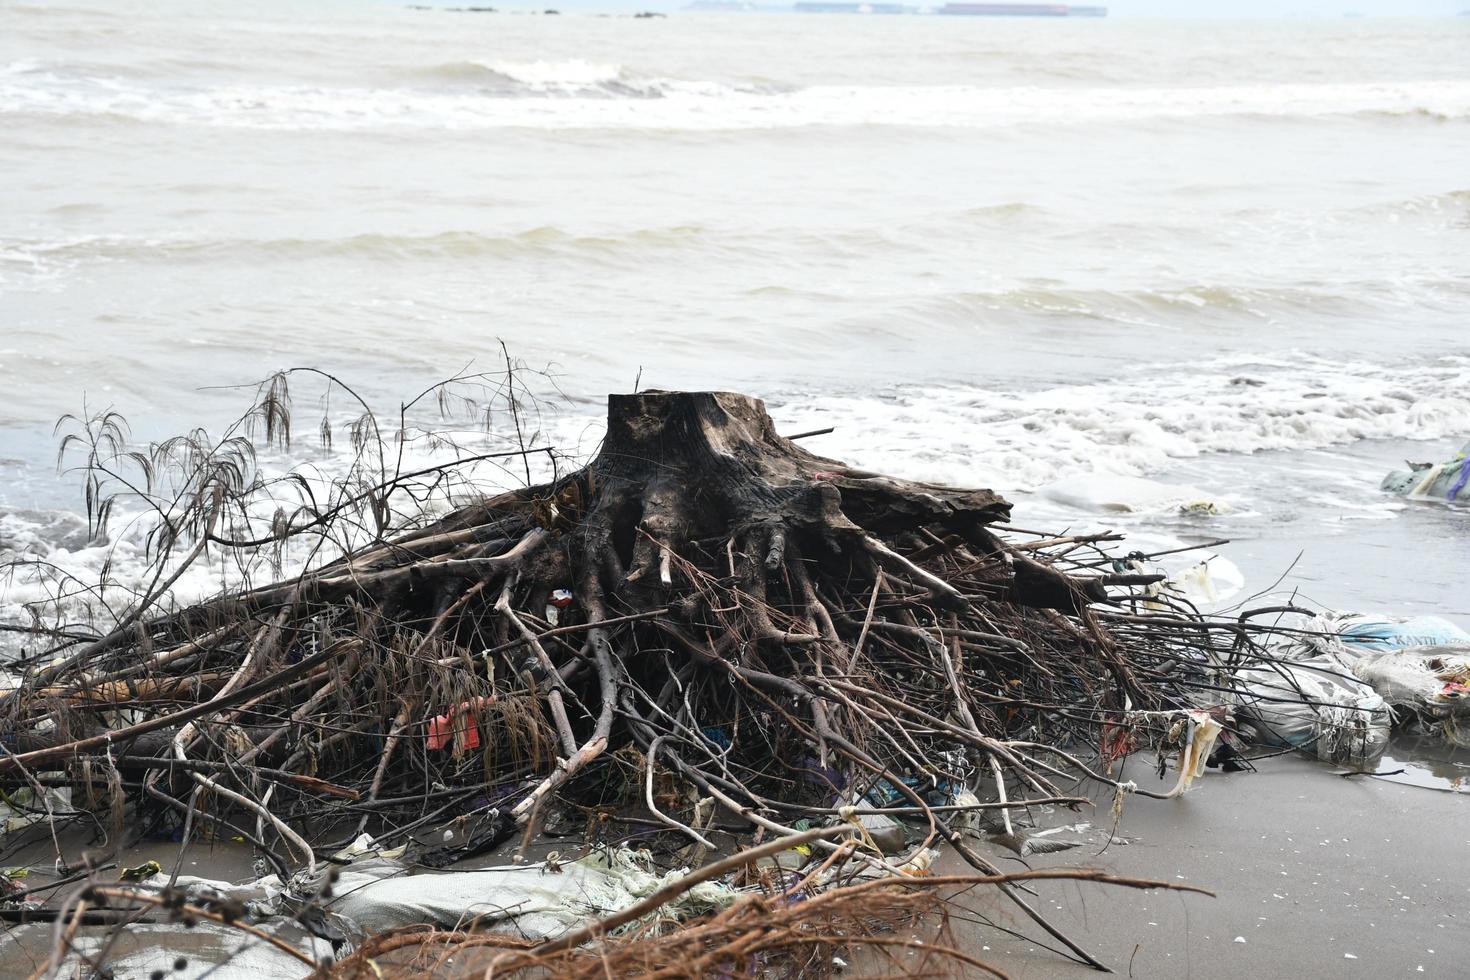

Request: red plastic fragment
left=426, top=696, right=495, bottom=754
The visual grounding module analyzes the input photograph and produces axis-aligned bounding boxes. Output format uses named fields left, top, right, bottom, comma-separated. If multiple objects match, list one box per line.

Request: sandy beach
left=935, top=753, right=1468, bottom=978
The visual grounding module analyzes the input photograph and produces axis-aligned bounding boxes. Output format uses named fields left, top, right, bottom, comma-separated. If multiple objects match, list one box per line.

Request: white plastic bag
left=1268, top=610, right=1470, bottom=663
left=1232, top=655, right=1389, bottom=764
left=317, top=847, right=737, bottom=940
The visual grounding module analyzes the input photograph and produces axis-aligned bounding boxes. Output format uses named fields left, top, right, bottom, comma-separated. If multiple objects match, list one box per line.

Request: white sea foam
left=2, top=76, right=1467, bottom=131
left=769, top=353, right=1470, bottom=497
left=0, top=421, right=578, bottom=651
left=4, top=352, right=1467, bottom=647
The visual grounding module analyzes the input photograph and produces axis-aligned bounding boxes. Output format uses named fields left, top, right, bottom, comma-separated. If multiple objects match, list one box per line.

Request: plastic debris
left=1318, top=613, right=1469, bottom=656
left=990, top=829, right=1083, bottom=857
left=332, top=833, right=407, bottom=862
left=0, top=785, right=72, bottom=835
left=1232, top=656, right=1389, bottom=765
left=1272, top=610, right=1470, bottom=662
left=51, top=920, right=321, bottom=980
left=949, top=789, right=983, bottom=838
left=1352, top=645, right=1470, bottom=746
left=755, top=849, right=811, bottom=876
left=896, top=847, right=938, bottom=876
left=425, top=695, right=495, bottom=753
left=856, top=812, right=906, bottom=855
left=701, top=727, right=733, bottom=752
left=1174, top=710, right=1223, bottom=794
left=1382, top=440, right=1470, bottom=501
left=310, top=847, right=738, bottom=940
left=118, top=860, right=162, bottom=883
left=160, top=872, right=287, bottom=920
left=1111, top=552, right=1244, bottom=610
left=545, top=587, right=576, bottom=625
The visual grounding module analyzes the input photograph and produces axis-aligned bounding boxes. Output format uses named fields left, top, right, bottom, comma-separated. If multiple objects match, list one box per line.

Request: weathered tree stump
left=1, top=389, right=1130, bottom=871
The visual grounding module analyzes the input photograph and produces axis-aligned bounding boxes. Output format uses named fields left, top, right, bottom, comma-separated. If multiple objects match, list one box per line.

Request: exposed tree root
left=2, top=386, right=1300, bottom=977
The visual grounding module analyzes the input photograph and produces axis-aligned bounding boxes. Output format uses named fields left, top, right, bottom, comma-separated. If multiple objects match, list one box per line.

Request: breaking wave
left=3, top=75, right=1467, bottom=131
left=397, top=59, right=675, bottom=98
left=0, top=226, right=881, bottom=279
left=5, top=352, right=1468, bottom=633
left=5, top=346, right=1468, bottom=646
left=769, top=353, right=1470, bottom=494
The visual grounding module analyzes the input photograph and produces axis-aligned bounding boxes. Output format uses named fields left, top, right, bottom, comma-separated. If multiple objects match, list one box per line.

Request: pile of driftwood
left=0, top=385, right=1302, bottom=976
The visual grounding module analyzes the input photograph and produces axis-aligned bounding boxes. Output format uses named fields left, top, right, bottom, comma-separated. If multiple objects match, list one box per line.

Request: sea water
left=2, top=3, right=1469, bottom=626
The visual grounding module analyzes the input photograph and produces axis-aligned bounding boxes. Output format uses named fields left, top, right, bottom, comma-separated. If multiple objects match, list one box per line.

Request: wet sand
left=931, top=754, right=1469, bottom=979
left=3, top=753, right=1465, bottom=978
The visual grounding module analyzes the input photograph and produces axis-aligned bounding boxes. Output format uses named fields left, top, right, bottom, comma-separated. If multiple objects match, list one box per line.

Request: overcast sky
left=587, top=0, right=1470, bottom=14
left=491, top=0, right=1470, bottom=15
left=1106, top=0, right=1464, bottom=14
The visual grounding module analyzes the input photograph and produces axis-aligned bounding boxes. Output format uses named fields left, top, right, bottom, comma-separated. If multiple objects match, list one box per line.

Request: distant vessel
left=686, top=0, right=1107, bottom=12
left=794, top=1, right=916, bottom=11
left=937, top=3, right=1107, bottom=14
left=687, top=0, right=1106, bottom=12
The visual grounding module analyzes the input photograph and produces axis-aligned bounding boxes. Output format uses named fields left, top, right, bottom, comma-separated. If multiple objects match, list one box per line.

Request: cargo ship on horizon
left=690, top=1, right=1108, bottom=13
left=937, top=3, right=1107, bottom=14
